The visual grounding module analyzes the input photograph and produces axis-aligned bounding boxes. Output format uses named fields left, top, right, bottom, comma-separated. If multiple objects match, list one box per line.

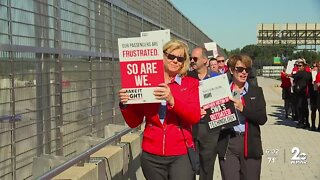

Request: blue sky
left=170, top=0, right=320, bottom=51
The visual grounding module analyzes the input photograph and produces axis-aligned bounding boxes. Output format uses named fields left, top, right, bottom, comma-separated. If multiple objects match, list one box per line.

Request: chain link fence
left=0, top=0, right=213, bottom=179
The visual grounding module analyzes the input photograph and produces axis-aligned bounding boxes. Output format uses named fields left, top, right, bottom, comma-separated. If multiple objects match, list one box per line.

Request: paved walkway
left=211, top=77, right=320, bottom=180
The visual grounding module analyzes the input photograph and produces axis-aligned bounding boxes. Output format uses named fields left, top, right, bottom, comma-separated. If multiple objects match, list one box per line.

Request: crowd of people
left=280, top=59, right=320, bottom=131
left=118, top=39, right=267, bottom=180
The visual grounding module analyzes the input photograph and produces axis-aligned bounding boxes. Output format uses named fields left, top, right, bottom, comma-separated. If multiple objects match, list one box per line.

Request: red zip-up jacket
left=316, top=72, right=320, bottom=92
left=120, top=76, right=201, bottom=156
left=280, top=71, right=291, bottom=88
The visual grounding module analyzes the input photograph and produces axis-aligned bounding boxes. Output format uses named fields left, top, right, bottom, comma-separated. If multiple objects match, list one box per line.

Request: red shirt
left=292, top=66, right=298, bottom=74
left=305, top=66, right=311, bottom=72
left=120, top=76, right=200, bottom=156
left=280, top=71, right=291, bottom=88
left=315, top=72, right=320, bottom=92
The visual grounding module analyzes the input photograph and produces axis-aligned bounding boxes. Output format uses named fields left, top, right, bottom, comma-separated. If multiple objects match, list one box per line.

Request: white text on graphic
left=127, top=62, right=158, bottom=86
left=208, top=114, right=236, bottom=129
left=291, top=147, right=307, bottom=164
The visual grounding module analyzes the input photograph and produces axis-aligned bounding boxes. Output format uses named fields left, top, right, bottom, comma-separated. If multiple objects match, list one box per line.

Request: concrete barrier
left=120, top=131, right=143, bottom=160
left=52, top=163, right=98, bottom=180
left=91, top=146, right=124, bottom=179
left=75, top=136, right=104, bottom=154
left=120, top=131, right=144, bottom=180
left=104, top=124, right=128, bottom=138
left=32, top=154, right=68, bottom=178
left=35, top=128, right=144, bottom=179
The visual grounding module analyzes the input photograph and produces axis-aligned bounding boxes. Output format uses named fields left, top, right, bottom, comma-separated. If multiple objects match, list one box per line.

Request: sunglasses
left=190, top=57, right=199, bottom=62
left=297, top=65, right=303, bottom=67
left=163, top=51, right=185, bottom=62
left=235, top=66, right=250, bottom=73
left=217, top=60, right=225, bottom=63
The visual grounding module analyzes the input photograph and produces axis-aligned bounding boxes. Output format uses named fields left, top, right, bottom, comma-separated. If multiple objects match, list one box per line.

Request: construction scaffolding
left=257, top=23, right=320, bottom=50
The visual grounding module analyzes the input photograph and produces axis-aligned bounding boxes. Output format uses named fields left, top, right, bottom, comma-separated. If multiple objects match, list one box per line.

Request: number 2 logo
left=291, top=147, right=300, bottom=160
left=291, top=147, right=307, bottom=161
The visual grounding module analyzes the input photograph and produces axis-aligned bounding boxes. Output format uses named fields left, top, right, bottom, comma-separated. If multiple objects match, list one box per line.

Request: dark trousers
left=197, top=123, right=220, bottom=180
left=297, top=94, right=309, bottom=125
left=282, top=88, right=292, bottom=117
left=141, top=151, right=195, bottom=180
left=291, top=93, right=298, bottom=120
left=219, top=135, right=261, bottom=180
left=310, top=91, right=320, bottom=128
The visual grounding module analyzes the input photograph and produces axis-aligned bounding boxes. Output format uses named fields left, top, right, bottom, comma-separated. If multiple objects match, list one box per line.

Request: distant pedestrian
left=241, top=55, right=258, bottom=86
left=209, top=57, right=220, bottom=74
left=290, top=59, right=312, bottom=128
left=217, top=55, right=228, bottom=74
left=280, top=66, right=292, bottom=119
left=312, top=61, right=320, bottom=131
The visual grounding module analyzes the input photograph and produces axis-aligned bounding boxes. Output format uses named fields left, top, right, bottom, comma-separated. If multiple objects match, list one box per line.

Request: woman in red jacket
left=118, top=39, right=201, bottom=180
left=280, top=67, right=292, bottom=119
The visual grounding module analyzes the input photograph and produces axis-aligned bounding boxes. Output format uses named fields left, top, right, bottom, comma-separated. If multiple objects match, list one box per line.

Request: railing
left=37, top=127, right=133, bottom=180
left=0, top=0, right=214, bottom=179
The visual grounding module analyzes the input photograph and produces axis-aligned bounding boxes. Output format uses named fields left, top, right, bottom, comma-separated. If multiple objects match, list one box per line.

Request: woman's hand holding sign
left=200, top=107, right=207, bottom=118
left=229, top=96, right=244, bottom=112
left=119, top=89, right=129, bottom=104
left=154, top=83, right=174, bottom=107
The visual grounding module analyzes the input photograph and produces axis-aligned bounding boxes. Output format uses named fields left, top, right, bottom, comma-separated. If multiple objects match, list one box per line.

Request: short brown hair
left=228, top=54, right=252, bottom=70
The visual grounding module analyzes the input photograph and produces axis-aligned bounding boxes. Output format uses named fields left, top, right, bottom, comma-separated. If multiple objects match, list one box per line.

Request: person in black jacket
left=290, top=59, right=313, bottom=128
left=241, top=55, right=258, bottom=86
left=187, top=47, right=220, bottom=179
left=217, top=54, right=267, bottom=180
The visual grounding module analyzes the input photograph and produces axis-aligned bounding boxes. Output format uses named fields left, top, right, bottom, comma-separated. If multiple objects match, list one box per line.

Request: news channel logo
left=265, top=147, right=308, bottom=164
left=290, top=147, right=307, bottom=164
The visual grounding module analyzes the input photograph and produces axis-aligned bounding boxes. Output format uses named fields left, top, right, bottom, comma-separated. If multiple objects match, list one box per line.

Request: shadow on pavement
left=268, top=105, right=297, bottom=128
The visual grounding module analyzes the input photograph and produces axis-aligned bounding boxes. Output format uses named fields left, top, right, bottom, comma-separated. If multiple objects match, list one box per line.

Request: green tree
left=226, top=44, right=318, bottom=67
left=291, top=50, right=318, bottom=64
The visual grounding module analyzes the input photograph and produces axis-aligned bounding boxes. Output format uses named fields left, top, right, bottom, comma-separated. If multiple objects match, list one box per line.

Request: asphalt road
left=210, top=76, right=320, bottom=180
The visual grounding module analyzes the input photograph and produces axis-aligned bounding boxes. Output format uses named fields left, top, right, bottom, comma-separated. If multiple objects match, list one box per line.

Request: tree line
left=223, top=45, right=320, bottom=68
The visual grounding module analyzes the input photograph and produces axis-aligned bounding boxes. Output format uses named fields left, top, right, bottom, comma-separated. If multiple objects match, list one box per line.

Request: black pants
left=296, top=93, right=309, bottom=125
left=282, top=88, right=292, bottom=117
left=219, top=135, right=261, bottom=180
left=196, top=123, right=220, bottom=180
left=291, top=92, right=299, bottom=120
left=141, top=151, right=195, bottom=180
left=310, top=91, right=320, bottom=128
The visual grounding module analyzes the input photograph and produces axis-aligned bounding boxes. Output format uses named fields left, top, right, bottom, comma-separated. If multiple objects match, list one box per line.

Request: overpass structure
left=257, top=23, right=320, bottom=50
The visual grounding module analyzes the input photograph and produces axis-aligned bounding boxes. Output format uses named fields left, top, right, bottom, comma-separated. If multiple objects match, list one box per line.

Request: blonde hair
left=163, top=39, right=190, bottom=76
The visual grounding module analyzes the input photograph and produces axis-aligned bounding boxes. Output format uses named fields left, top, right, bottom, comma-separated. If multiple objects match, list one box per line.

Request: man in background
left=217, top=55, right=227, bottom=74
left=188, top=47, right=220, bottom=180
left=209, top=57, right=220, bottom=75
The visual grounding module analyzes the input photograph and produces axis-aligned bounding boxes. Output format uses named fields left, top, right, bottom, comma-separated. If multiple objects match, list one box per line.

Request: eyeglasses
left=190, top=57, right=199, bottom=62
left=297, top=65, right=303, bottom=67
left=217, top=60, right=225, bottom=63
left=163, top=51, right=185, bottom=62
left=235, top=67, right=250, bottom=73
